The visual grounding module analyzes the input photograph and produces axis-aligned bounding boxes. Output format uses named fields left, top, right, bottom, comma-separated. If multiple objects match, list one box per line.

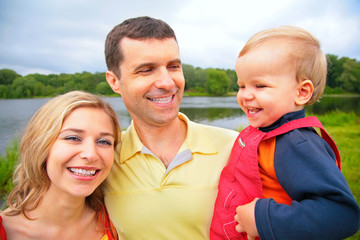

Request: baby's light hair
left=239, top=26, right=327, bottom=105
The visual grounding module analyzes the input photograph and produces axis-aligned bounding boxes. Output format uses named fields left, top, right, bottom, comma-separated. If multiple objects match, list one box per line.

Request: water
left=1, top=95, right=359, bottom=155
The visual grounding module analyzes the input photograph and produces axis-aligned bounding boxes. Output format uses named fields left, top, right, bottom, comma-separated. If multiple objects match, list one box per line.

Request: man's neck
left=133, top=116, right=187, bottom=167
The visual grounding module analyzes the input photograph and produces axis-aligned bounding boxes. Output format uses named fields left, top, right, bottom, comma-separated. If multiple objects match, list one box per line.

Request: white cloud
left=0, top=0, right=359, bottom=75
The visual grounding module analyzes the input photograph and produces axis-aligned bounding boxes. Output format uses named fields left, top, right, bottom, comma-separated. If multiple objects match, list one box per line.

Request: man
left=104, top=16, right=238, bottom=239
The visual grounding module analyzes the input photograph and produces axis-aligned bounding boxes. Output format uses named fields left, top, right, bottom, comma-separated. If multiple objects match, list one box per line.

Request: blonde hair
left=239, top=25, right=327, bottom=105
left=6, top=91, right=120, bottom=217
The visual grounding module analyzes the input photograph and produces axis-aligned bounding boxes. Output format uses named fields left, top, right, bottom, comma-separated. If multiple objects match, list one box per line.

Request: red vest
left=210, top=117, right=340, bottom=240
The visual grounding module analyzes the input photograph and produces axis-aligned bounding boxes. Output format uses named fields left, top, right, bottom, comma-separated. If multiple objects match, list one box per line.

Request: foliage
left=205, top=68, right=232, bottom=95
left=0, top=70, right=108, bottom=98
left=0, top=139, right=19, bottom=201
left=327, top=55, right=360, bottom=93
left=0, top=69, right=19, bottom=85
left=0, top=53, right=359, bottom=98
left=183, top=64, right=208, bottom=91
left=313, top=110, right=358, bottom=126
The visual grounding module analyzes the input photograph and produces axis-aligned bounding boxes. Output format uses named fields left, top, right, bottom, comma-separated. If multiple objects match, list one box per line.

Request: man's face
left=114, top=37, right=185, bottom=128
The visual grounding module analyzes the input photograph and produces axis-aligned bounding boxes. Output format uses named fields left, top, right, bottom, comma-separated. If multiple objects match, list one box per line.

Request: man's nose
left=154, top=68, right=176, bottom=90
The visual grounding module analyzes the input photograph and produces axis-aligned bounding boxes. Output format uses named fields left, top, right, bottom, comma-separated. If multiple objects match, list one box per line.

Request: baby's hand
left=234, top=198, right=259, bottom=240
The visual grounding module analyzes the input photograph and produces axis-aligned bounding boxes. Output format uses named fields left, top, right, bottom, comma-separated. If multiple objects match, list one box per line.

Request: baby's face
left=235, top=41, right=303, bottom=128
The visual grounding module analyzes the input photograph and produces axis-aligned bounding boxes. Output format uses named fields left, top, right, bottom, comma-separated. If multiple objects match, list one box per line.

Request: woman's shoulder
left=1, top=212, right=29, bottom=240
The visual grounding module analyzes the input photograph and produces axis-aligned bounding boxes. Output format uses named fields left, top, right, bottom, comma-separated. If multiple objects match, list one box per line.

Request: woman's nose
left=79, top=141, right=99, bottom=162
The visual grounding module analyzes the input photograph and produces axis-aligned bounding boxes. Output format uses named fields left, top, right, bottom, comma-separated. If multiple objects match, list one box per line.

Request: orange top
left=99, top=207, right=118, bottom=240
left=258, top=137, right=292, bottom=205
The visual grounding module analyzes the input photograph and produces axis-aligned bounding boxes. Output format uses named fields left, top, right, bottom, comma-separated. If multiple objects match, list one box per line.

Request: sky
left=0, top=0, right=359, bottom=76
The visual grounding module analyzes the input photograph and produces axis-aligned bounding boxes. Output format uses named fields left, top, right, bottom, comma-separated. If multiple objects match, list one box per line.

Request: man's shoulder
left=189, top=120, right=238, bottom=139
left=179, top=112, right=238, bottom=139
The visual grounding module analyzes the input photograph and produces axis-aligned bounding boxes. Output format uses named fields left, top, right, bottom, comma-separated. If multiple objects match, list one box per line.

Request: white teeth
left=149, top=96, right=172, bottom=103
left=69, top=168, right=96, bottom=177
left=248, top=108, right=259, bottom=114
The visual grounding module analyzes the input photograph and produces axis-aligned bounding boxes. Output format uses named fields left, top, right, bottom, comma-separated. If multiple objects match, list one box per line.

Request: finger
left=247, top=235, right=256, bottom=240
left=235, top=224, right=243, bottom=233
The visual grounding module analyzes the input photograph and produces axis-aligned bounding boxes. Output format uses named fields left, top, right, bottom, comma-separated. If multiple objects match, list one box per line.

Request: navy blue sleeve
left=255, top=128, right=360, bottom=240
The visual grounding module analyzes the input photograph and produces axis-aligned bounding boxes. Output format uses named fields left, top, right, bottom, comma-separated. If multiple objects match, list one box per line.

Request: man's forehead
left=120, top=37, right=180, bottom=63
left=120, top=37, right=177, bottom=48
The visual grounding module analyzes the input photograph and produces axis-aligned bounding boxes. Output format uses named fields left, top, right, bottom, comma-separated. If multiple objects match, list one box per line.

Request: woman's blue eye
left=98, top=139, right=113, bottom=146
left=64, top=136, right=81, bottom=141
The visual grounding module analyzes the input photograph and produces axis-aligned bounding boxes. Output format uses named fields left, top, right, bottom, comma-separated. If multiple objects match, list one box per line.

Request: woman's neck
left=28, top=185, right=90, bottom=226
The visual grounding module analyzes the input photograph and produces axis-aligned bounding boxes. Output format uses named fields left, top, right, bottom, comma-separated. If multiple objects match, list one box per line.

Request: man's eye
left=168, top=64, right=180, bottom=70
left=138, top=68, right=152, bottom=73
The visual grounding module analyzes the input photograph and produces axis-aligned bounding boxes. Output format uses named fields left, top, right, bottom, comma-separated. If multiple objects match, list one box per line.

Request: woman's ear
left=295, top=79, right=314, bottom=106
left=106, top=71, right=121, bottom=94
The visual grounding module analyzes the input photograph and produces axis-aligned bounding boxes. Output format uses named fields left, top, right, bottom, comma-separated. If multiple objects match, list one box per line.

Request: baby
left=210, top=26, right=360, bottom=240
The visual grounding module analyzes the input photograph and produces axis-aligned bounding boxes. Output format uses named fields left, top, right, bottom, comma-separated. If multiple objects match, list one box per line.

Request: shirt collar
left=259, top=109, right=306, bottom=132
left=117, top=112, right=219, bottom=164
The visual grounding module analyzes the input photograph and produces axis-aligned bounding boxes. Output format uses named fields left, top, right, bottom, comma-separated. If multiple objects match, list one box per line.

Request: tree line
left=0, top=54, right=359, bottom=99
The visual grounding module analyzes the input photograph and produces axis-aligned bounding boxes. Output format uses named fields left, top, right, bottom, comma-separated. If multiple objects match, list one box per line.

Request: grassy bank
left=0, top=138, right=18, bottom=205
left=0, top=111, right=359, bottom=238
left=315, top=111, right=360, bottom=239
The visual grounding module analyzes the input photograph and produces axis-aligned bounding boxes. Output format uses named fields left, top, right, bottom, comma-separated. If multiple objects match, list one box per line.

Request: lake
left=0, top=95, right=359, bottom=155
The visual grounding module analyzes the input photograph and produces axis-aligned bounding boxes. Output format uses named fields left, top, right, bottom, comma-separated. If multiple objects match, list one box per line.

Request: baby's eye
left=256, top=84, right=266, bottom=88
left=97, top=139, right=113, bottom=146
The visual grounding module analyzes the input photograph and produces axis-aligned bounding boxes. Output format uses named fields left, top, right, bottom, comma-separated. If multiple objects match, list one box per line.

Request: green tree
left=0, top=85, right=8, bottom=98
left=10, top=76, right=37, bottom=98
left=182, top=64, right=207, bottom=91
left=33, top=81, right=46, bottom=96
left=327, top=55, right=348, bottom=88
left=183, top=64, right=196, bottom=90
left=225, top=69, right=238, bottom=92
left=79, top=71, right=98, bottom=92
left=338, top=58, right=360, bottom=93
left=0, top=69, right=19, bottom=85
left=205, top=69, right=232, bottom=95
left=96, top=81, right=113, bottom=95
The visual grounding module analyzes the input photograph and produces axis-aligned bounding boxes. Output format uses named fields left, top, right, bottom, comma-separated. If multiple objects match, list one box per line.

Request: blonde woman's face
left=46, top=107, right=115, bottom=198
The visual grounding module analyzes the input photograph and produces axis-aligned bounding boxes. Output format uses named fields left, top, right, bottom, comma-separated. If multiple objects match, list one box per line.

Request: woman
left=0, top=91, right=120, bottom=240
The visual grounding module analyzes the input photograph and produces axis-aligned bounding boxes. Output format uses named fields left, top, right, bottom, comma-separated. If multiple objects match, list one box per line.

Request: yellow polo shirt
left=104, top=113, right=238, bottom=240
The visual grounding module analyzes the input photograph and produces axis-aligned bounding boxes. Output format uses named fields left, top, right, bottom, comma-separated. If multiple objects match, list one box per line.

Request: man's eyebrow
left=133, top=59, right=182, bottom=72
left=169, top=59, right=182, bottom=65
left=133, top=62, right=154, bottom=72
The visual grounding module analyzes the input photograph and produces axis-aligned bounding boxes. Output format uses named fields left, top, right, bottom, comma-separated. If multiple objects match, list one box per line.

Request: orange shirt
left=258, top=138, right=292, bottom=205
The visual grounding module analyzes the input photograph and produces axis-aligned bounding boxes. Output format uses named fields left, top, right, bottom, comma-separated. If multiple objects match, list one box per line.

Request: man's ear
left=295, top=79, right=314, bottom=105
left=106, top=71, right=121, bottom=94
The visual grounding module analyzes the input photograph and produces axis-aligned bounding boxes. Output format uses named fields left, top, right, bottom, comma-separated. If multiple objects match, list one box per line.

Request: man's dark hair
left=105, top=16, right=177, bottom=78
